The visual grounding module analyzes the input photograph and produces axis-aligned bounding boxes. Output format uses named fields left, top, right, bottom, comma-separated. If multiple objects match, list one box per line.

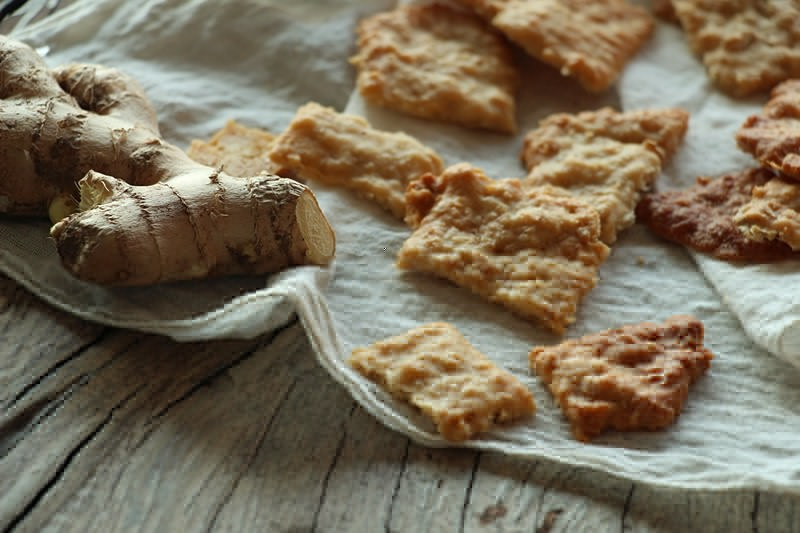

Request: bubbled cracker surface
left=348, top=322, right=535, bottom=442
left=350, top=2, right=519, bottom=133
left=455, top=0, right=654, bottom=92
left=672, top=0, right=800, bottom=97
left=520, top=107, right=688, bottom=244
left=268, top=102, right=443, bottom=220
left=530, top=315, right=713, bottom=442
left=636, top=168, right=796, bottom=262
left=186, top=119, right=280, bottom=178
left=735, top=177, right=800, bottom=251
left=736, top=79, right=800, bottom=179
left=397, top=163, right=610, bottom=335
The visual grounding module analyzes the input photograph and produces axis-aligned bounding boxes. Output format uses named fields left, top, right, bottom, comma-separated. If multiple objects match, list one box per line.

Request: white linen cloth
left=4, top=0, right=800, bottom=493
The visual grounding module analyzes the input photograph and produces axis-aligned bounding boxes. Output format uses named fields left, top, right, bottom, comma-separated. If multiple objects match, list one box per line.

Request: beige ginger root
left=0, top=36, right=167, bottom=216
left=1, top=36, right=335, bottom=285
left=51, top=170, right=335, bottom=286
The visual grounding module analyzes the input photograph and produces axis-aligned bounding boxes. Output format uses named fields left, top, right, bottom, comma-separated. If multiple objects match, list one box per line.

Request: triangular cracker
left=454, top=0, right=654, bottom=92
left=737, top=79, right=800, bottom=180
left=530, top=315, right=713, bottom=442
left=268, top=102, right=443, bottom=219
left=521, top=107, right=689, bottom=244
left=350, top=2, right=519, bottom=133
left=672, top=0, right=800, bottom=97
left=398, top=163, right=610, bottom=334
left=349, top=322, right=536, bottom=442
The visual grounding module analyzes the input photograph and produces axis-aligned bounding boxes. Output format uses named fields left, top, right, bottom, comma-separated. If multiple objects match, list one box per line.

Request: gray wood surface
left=2, top=2, right=800, bottom=532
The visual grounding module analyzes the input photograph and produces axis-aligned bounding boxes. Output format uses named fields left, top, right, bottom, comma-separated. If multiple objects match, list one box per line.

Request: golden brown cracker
left=636, top=168, right=796, bottom=262
left=521, top=107, right=689, bottom=244
left=268, top=102, right=444, bottom=220
left=350, top=2, right=519, bottom=133
left=530, top=315, right=713, bottom=442
left=736, top=79, right=800, bottom=180
left=348, top=321, right=536, bottom=442
left=735, top=176, right=800, bottom=251
left=672, top=0, right=800, bottom=97
left=398, top=163, right=610, bottom=335
left=455, top=0, right=654, bottom=93
left=652, top=0, right=678, bottom=23
left=186, top=119, right=281, bottom=178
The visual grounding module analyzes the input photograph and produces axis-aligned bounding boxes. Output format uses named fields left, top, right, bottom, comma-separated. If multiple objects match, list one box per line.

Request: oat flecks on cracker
left=348, top=322, right=536, bottom=442
left=735, top=177, right=800, bottom=251
left=398, top=163, right=610, bottom=335
left=530, top=315, right=713, bottom=442
left=737, top=79, right=800, bottom=180
left=268, top=102, right=444, bottom=220
left=186, top=119, right=282, bottom=178
left=635, top=168, right=796, bottom=262
left=521, top=107, right=689, bottom=244
left=672, top=0, right=800, bottom=97
left=455, top=0, right=654, bottom=93
left=350, top=2, right=519, bottom=134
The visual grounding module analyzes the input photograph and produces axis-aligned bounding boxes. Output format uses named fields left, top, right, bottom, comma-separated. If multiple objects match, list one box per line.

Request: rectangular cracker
left=348, top=321, right=535, bottom=442
left=454, top=0, right=654, bottom=92
left=530, top=315, right=713, bottom=442
left=398, top=163, right=610, bottom=335
left=735, top=176, right=800, bottom=251
left=672, top=0, right=800, bottom=97
left=186, top=119, right=283, bottom=178
left=268, top=102, right=444, bottom=220
left=350, top=2, right=519, bottom=133
left=521, top=107, right=688, bottom=244
left=736, top=79, right=800, bottom=180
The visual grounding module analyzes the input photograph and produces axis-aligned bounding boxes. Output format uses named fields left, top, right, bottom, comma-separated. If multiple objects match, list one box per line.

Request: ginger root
left=51, top=170, right=335, bottom=286
left=1, top=36, right=335, bottom=285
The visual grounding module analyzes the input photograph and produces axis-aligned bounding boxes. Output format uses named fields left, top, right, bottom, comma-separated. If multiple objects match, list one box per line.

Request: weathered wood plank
left=0, top=323, right=279, bottom=532
left=313, top=407, right=409, bottom=532
left=0, top=275, right=105, bottom=409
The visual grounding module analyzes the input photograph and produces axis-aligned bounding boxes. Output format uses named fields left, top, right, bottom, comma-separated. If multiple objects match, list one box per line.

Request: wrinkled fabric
left=4, top=0, right=800, bottom=494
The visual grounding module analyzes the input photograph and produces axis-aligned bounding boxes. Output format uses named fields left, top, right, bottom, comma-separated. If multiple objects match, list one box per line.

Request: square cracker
left=268, top=102, right=443, bottom=220
left=348, top=321, right=535, bottom=442
left=186, top=119, right=282, bottom=178
left=397, top=163, right=610, bottom=335
left=735, top=176, right=800, bottom=251
left=737, top=79, right=800, bottom=180
left=521, top=107, right=689, bottom=244
left=530, top=315, right=713, bottom=442
left=454, top=0, right=654, bottom=93
left=672, top=0, right=800, bottom=97
left=350, top=2, right=519, bottom=133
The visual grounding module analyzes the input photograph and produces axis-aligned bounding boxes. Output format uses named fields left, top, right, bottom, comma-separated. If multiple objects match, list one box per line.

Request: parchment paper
left=4, top=0, right=800, bottom=493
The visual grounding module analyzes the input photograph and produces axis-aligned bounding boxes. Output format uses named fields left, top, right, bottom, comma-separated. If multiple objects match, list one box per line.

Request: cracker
left=454, top=0, right=654, bottom=93
left=635, top=168, right=796, bottom=262
left=672, top=0, right=800, bottom=97
left=521, top=107, right=689, bottom=244
left=348, top=321, right=536, bottom=441
left=652, top=0, right=678, bottom=23
left=350, top=2, right=519, bottom=133
left=530, top=315, right=713, bottom=442
left=186, top=119, right=283, bottom=178
left=736, top=79, right=800, bottom=180
left=398, top=163, right=610, bottom=335
left=735, top=176, right=800, bottom=251
left=268, top=102, right=444, bottom=220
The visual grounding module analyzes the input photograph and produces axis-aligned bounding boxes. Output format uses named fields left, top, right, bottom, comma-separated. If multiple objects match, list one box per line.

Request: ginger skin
left=1, top=36, right=335, bottom=286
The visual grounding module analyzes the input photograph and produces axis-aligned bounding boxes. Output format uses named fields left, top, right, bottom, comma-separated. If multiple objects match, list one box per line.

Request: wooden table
left=2, top=2, right=799, bottom=532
